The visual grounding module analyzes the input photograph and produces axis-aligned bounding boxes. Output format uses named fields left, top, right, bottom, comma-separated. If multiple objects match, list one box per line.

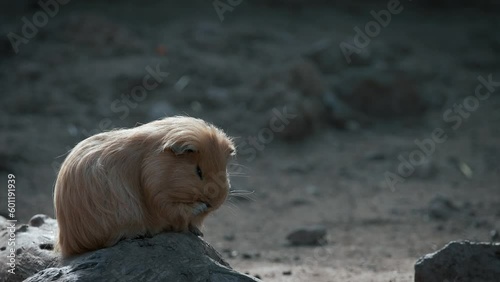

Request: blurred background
left=1, top=0, right=499, bottom=281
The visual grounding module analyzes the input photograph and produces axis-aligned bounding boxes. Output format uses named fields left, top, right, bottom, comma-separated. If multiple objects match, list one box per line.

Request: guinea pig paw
left=189, top=225, right=204, bottom=237
left=192, top=202, right=209, bottom=216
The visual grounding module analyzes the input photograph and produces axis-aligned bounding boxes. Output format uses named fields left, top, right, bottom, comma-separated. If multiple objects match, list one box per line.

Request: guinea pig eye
left=196, top=165, right=203, bottom=180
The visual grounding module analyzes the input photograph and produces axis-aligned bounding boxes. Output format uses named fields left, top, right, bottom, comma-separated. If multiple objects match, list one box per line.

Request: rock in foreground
left=0, top=215, right=260, bottom=282
left=415, top=240, right=500, bottom=282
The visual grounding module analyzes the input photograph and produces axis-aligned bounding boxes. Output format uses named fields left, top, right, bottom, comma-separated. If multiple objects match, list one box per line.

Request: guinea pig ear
left=170, top=143, right=198, bottom=155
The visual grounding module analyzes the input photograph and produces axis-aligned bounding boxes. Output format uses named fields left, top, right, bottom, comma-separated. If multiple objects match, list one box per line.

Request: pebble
left=29, top=214, right=49, bottom=227
left=241, top=251, right=260, bottom=260
left=428, top=195, right=458, bottom=221
left=223, top=234, right=235, bottom=241
left=364, top=151, right=386, bottom=161
left=286, top=225, right=327, bottom=246
left=490, top=230, right=499, bottom=242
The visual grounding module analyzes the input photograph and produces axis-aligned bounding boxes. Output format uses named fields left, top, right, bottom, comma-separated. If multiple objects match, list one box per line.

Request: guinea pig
left=53, top=116, right=235, bottom=257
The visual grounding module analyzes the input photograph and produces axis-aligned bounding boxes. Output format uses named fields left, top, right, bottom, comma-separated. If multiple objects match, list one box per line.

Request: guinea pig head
left=142, top=119, right=235, bottom=222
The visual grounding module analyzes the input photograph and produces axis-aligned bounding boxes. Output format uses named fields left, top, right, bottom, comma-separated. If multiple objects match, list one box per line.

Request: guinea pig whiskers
left=228, top=163, right=249, bottom=169
left=228, top=193, right=256, bottom=202
left=222, top=199, right=240, bottom=214
left=228, top=173, right=250, bottom=178
left=228, top=189, right=255, bottom=200
left=228, top=189, right=254, bottom=195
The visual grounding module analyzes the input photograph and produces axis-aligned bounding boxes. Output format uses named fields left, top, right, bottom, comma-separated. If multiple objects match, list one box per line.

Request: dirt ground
left=1, top=1, right=499, bottom=281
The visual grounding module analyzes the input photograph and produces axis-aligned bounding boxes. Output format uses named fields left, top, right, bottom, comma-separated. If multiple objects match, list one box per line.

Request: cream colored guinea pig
left=54, top=116, right=235, bottom=257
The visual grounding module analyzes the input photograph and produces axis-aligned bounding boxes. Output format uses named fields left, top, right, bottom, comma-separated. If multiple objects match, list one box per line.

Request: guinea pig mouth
left=192, top=202, right=212, bottom=216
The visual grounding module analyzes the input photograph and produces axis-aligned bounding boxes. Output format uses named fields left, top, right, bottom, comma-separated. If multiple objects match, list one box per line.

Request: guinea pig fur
left=53, top=116, right=235, bottom=257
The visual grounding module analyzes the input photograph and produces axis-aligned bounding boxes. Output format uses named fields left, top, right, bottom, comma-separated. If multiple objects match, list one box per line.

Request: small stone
left=242, top=253, right=253, bottom=259
left=16, top=224, right=29, bottom=233
left=241, top=251, right=260, bottom=260
left=491, top=230, right=499, bottom=242
left=290, top=198, right=310, bottom=206
left=282, top=270, right=292, bottom=275
left=174, top=75, right=190, bottom=92
left=364, top=151, right=385, bottom=161
left=428, top=195, right=459, bottom=221
left=29, top=214, right=49, bottom=227
left=272, top=257, right=282, bottom=262
left=286, top=225, right=327, bottom=246
left=223, top=234, right=235, bottom=241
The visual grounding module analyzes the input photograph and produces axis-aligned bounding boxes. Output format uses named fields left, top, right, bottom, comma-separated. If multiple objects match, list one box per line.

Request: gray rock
left=0, top=215, right=260, bottom=282
left=0, top=215, right=58, bottom=282
left=28, top=214, right=50, bottom=227
left=415, top=240, right=500, bottom=282
left=286, top=225, right=327, bottom=246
